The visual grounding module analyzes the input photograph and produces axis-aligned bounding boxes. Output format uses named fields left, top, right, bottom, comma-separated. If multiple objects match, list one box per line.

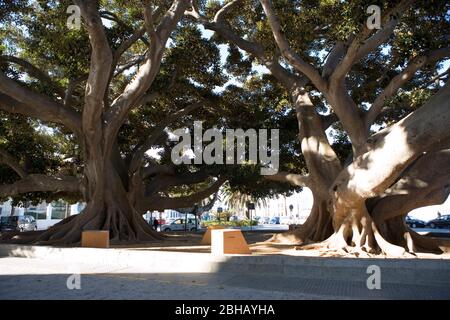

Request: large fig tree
left=189, top=0, right=450, bottom=255
left=0, top=0, right=226, bottom=244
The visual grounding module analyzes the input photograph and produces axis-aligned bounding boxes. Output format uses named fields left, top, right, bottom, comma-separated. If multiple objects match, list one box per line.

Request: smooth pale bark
left=322, top=83, right=450, bottom=255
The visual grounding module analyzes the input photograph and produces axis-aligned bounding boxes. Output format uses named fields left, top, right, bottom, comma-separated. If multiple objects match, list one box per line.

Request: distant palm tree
left=220, top=183, right=267, bottom=218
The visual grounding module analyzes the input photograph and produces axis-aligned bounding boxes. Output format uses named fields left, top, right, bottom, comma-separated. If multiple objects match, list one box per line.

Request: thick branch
left=264, top=171, right=310, bottom=187
left=321, top=113, right=338, bottom=130
left=108, top=6, right=164, bottom=82
left=104, top=0, right=189, bottom=151
left=0, top=148, right=27, bottom=178
left=74, top=0, right=113, bottom=133
left=0, top=174, right=81, bottom=198
left=333, top=81, right=450, bottom=203
left=259, top=0, right=327, bottom=91
left=321, top=41, right=348, bottom=79
left=0, top=56, right=66, bottom=98
left=139, top=176, right=226, bottom=211
left=145, top=168, right=212, bottom=195
left=0, top=78, right=81, bottom=135
left=142, top=164, right=176, bottom=178
left=370, top=149, right=450, bottom=224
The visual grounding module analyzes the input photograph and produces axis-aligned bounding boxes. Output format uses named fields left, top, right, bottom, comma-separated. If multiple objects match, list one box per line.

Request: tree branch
left=333, top=80, right=450, bottom=202
left=145, top=168, right=212, bottom=195
left=74, top=0, right=113, bottom=135
left=0, top=78, right=82, bottom=135
left=140, top=176, right=226, bottom=211
left=0, top=148, right=27, bottom=178
left=64, top=74, right=88, bottom=108
left=142, top=164, right=176, bottom=178
left=322, top=113, right=338, bottom=130
left=330, top=0, right=414, bottom=84
left=259, top=0, right=327, bottom=92
left=0, top=55, right=66, bottom=99
left=189, top=1, right=303, bottom=90
left=143, top=1, right=159, bottom=44
left=365, top=47, right=450, bottom=127
left=264, top=171, right=310, bottom=187
left=104, top=0, right=189, bottom=152
left=213, top=0, right=240, bottom=23
left=370, top=149, right=450, bottom=223
left=321, top=41, right=348, bottom=79
left=128, top=100, right=204, bottom=176
left=0, top=174, right=82, bottom=198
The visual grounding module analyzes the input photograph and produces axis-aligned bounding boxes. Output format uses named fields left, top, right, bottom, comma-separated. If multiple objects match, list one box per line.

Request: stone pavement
left=0, top=253, right=449, bottom=299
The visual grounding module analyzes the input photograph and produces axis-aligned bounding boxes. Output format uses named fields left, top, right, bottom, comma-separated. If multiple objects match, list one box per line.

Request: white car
left=161, top=218, right=198, bottom=232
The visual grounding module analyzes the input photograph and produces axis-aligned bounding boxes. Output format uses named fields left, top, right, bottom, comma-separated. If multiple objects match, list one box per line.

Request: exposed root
left=408, top=229, right=450, bottom=254
left=268, top=228, right=308, bottom=245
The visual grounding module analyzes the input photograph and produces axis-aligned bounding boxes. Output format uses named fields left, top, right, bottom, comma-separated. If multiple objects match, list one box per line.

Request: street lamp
left=193, top=205, right=198, bottom=230
left=217, top=207, right=223, bottom=222
left=246, top=202, right=255, bottom=230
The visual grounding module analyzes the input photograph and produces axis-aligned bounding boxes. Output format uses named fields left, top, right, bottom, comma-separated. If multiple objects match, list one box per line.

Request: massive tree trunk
left=37, top=158, right=164, bottom=245
left=268, top=87, right=340, bottom=245
left=270, top=84, right=450, bottom=256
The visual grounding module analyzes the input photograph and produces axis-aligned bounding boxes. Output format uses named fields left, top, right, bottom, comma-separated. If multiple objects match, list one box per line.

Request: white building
left=0, top=199, right=86, bottom=230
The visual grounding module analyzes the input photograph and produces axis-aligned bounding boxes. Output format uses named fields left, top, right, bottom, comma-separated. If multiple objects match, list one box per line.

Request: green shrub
left=202, top=220, right=258, bottom=228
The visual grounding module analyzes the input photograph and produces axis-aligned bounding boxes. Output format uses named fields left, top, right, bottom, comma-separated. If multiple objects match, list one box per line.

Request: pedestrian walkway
left=1, top=244, right=449, bottom=299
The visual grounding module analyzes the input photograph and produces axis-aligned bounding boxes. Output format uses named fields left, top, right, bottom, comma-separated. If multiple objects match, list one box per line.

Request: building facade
left=0, top=200, right=86, bottom=230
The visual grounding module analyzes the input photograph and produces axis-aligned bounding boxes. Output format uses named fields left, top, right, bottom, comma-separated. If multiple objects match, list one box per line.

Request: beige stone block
left=200, top=225, right=225, bottom=245
left=81, top=230, right=109, bottom=248
left=211, top=229, right=251, bottom=255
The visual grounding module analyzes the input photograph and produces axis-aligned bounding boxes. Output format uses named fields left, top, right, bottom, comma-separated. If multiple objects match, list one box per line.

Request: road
left=195, top=225, right=450, bottom=234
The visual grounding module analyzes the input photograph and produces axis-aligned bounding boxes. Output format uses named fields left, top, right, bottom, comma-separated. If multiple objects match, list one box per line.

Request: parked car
left=229, top=215, right=238, bottom=222
left=0, top=215, right=37, bottom=232
left=405, top=216, right=426, bottom=228
left=260, top=217, right=270, bottom=224
left=269, top=217, right=280, bottom=224
left=161, top=218, right=198, bottom=232
left=426, top=215, right=450, bottom=229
